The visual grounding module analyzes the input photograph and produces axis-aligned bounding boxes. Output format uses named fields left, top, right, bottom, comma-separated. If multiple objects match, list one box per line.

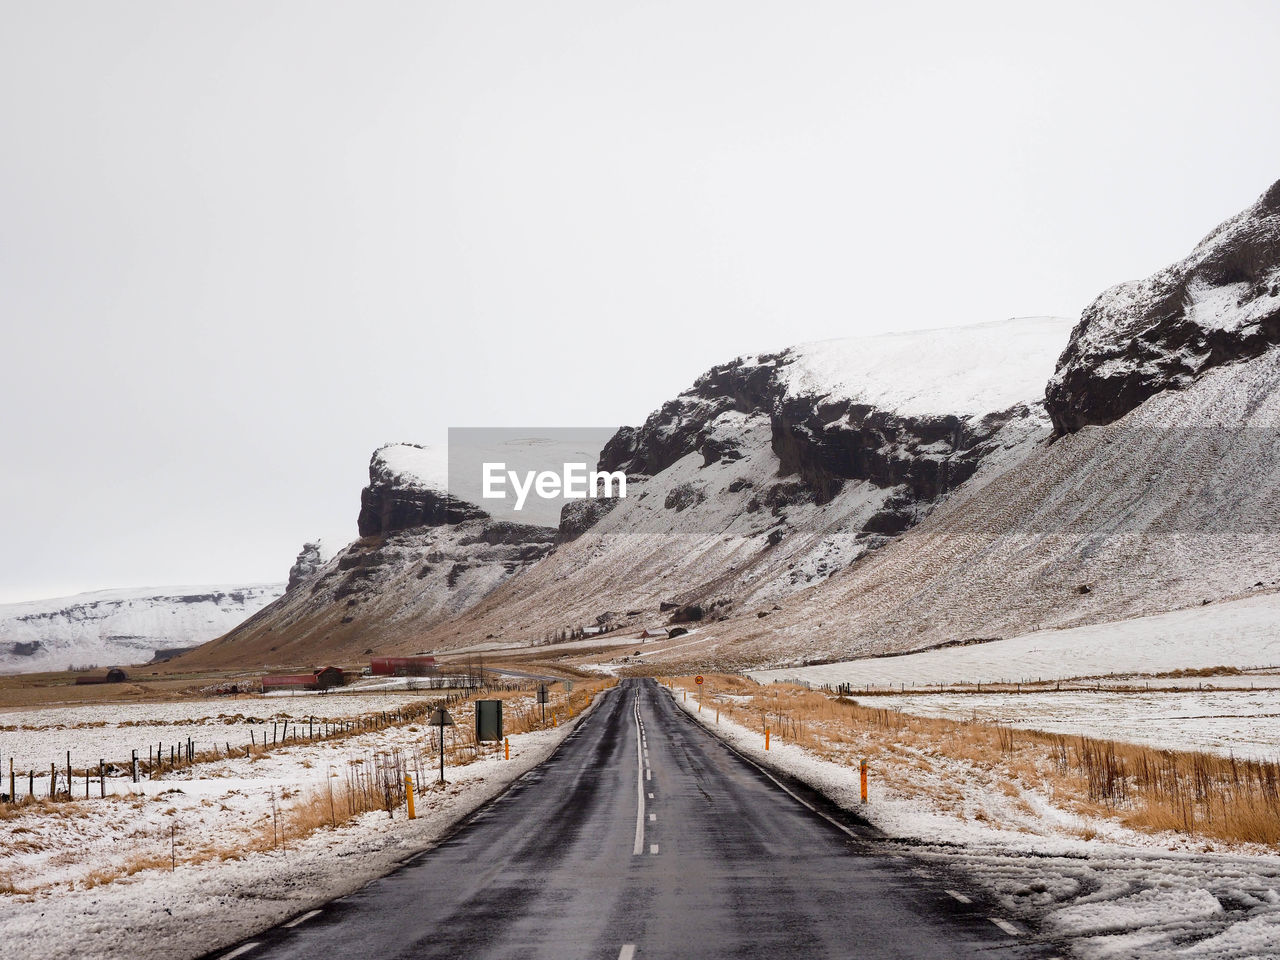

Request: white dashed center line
left=989, top=917, right=1023, bottom=936
left=945, top=890, right=971, bottom=904
left=221, top=945, right=259, bottom=960
left=650, top=843, right=659, bottom=854
left=283, top=909, right=322, bottom=928
left=619, top=945, right=636, bottom=960
left=633, top=703, right=645, bottom=856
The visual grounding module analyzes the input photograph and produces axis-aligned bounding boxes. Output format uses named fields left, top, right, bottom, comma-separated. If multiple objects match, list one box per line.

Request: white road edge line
left=661, top=686, right=861, bottom=841
left=945, top=890, right=971, bottom=904
left=283, top=909, right=322, bottom=928
left=633, top=703, right=645, bottom=856
left=619, top=945, right=636, bottom=960
left=989, top=917, right=1022, bottom=936
left=220, top=945, right=259, bottom=960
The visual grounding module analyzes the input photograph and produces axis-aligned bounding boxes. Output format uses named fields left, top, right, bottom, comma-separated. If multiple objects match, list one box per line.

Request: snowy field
left=0, top=685, right=609, bottom=960
left=750, top=591, right=1280, bottom=688
left=863, top=689, right=1280, bottom=761
left=0, top=691, right=448, bottom=772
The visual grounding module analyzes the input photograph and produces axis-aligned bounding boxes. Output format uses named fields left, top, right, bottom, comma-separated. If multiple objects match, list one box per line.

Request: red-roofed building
left=261, top=666, right=345, bottom=693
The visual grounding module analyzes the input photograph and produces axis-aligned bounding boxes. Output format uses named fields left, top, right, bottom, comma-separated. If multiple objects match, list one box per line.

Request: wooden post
left=100, top=759, right=106, bottom=798
left=132, top=750, right=138, bottom=784
left=50, top=762, right=57, bottom=798
left=66, top=751, right=71, bottom=798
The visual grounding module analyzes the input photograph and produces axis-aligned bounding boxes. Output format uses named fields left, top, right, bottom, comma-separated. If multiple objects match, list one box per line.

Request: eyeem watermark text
left=482, top=463, right=627, bottom=511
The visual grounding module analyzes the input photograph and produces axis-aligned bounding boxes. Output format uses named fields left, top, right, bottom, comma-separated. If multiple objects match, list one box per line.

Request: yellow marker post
left=860, top=759, right=868, bottom=803
left=405, top=774, right=416, bottom=819
left=505, top=737, right=510, bottom=760
left=554, top=712, right=558, bottom=728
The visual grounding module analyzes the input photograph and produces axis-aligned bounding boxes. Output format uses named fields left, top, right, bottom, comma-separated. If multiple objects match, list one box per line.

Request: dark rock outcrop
left=1047, top=179, right=1280, bottom=435
left=588, top=347, right=1045, bottom=542
left=287, top=542, right=324, bottom=591
left=357, top=444, right=488, bottom=536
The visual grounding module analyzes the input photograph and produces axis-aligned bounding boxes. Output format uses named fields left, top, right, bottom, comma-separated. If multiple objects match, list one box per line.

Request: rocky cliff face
left=1047, top=180, right=1280, bottom=435
left=357, top=444, right=486, bottom=535
left=183, top=444, right=556, bottom=668
left=593, top=318, right=1067, bottom=550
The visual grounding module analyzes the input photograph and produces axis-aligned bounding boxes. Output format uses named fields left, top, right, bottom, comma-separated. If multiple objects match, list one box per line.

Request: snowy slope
left=0, top=584, right=284, bottom=674
left=751, top=589, right=1280, bottom=688
left=781, top=316, right=1068, bottom=418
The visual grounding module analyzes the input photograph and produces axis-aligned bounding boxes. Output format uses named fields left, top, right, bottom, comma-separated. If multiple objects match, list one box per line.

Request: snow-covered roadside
left=0, top=687, right=616, bottom=960
left=861, top=689, right=1280, bottom=762
left=667, top=686, right=1280, bottom=960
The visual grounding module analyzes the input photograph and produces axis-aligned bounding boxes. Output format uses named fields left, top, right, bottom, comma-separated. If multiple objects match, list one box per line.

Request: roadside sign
left=475, top=700, right=503, bottom=742
left=563, top=680, right=574, bottom=693
left=536, top=684, right=549, bottom=704
left=695, top=675, right=704, bottom=685
left=431, top=707, right=455, bottom=783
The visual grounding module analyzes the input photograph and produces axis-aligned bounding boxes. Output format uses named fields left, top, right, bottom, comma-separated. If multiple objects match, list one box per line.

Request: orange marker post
left=505, top=737, right=510, bottom=760
left=860, top=759, right=869, bottom=803
left=765, top=728, right=770, bottom=751
left=405, top=774, right=416, bottom=819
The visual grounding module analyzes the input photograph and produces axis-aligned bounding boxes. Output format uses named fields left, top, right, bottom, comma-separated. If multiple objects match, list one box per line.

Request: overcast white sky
left=2, top=1, right=1279, bottom=602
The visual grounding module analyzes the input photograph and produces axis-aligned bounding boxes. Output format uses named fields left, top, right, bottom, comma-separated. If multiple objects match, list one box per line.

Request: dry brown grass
left=675, top=675, right=1280, bottom=847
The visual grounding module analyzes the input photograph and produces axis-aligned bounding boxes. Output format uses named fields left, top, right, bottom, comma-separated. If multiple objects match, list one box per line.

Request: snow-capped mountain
left=0, top=584, right=284, bottom=674
left=188, top=317, right=1068, bottom=668
left=1048, top=178, right=1280, bottom=433
left=635, top=178, right=1280, bottom=671
left=176, top=178, right=1280, bottom=674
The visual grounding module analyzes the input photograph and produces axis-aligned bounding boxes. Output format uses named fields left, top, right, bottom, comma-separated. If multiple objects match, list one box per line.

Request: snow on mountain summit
left=779, top=316, right=1073, bottom=419
left=369, top=443, right=448, bottom=492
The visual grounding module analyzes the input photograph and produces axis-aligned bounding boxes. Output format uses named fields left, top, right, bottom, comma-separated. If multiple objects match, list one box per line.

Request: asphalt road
left=215, top=679, right=1047, bottom=960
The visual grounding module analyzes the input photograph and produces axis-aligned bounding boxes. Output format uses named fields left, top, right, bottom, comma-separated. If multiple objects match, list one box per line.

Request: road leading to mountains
left=213, top=679, right=1050, bottom=960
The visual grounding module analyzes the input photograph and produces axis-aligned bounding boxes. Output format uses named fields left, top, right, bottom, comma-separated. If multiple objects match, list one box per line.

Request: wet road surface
left=211, top=679, right=1048, bottom=960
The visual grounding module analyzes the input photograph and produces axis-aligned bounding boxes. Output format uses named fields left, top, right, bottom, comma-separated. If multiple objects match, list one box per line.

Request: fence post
left=132, top=750, right=138, bottom=784
left=100, top=759, right=105, bottom=798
